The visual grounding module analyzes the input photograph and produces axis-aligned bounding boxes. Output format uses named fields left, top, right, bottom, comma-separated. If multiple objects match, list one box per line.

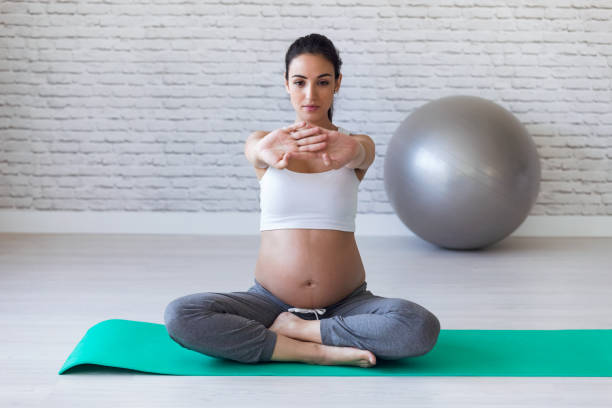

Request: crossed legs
left=164, top=283, right=439, bottom=368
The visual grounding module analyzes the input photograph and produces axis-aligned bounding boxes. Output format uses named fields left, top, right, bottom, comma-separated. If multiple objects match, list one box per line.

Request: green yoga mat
left=59, top=319, right=612, bottom=376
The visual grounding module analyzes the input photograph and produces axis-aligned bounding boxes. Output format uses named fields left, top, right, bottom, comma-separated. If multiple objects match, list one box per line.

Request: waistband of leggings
left=250, top=279, right=368, bottom=310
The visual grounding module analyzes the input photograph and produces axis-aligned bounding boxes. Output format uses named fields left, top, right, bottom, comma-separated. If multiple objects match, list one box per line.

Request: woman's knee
left=387, top=299, right=441, bottom=358
left=163, top=293, right=218, bottom=341
left=412, top=308, right=441, bottom=356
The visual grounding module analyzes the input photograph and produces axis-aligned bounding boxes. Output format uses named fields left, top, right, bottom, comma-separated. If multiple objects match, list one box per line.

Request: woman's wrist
left=345, top=141, right=366, bottom=169
left=253, top=139, right=269, bottom=168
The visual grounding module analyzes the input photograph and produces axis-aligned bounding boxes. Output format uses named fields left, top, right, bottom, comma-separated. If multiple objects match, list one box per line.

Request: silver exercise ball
left=384, top=95, right=541, bottom=250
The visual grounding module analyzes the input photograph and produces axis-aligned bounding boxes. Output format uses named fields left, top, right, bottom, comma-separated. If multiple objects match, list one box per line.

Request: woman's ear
left=335, top=73, right=342, bottom=93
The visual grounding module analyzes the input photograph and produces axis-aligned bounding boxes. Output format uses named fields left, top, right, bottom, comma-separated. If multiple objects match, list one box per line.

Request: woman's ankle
left=270, top=333, right=323, bottom=364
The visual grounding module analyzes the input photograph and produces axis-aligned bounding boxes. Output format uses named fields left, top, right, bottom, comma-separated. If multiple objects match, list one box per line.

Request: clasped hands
left=256, top=121, right=364, bottom=170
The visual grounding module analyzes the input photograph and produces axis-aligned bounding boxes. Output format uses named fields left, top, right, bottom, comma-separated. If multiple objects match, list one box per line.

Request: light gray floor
left=1, top=233, right=611, bottom=407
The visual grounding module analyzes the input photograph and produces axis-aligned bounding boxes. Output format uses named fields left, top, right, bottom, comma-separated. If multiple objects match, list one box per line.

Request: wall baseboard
left=0, top=211, right=610, bottom=236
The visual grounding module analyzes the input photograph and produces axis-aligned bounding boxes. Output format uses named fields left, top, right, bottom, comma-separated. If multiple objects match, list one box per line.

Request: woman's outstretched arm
left=244, top=131, right=269, bottom=168
left=345, top=134, right=375, bottom=171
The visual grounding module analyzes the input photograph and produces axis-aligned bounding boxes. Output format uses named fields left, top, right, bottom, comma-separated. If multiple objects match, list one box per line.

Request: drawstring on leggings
left=287, top=307, right=326, bottom=320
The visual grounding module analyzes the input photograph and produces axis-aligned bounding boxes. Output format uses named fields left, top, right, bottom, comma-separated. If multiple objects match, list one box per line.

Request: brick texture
left=1, top=1, right=611, bottom=214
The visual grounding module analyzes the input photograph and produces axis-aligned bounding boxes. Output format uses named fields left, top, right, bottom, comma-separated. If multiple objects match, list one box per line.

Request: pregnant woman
left=164, top=33, right=440, bottom=368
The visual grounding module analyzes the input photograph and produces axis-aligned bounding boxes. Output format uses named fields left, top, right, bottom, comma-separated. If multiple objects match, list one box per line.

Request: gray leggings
left=164, top=279, right=440, bottom=364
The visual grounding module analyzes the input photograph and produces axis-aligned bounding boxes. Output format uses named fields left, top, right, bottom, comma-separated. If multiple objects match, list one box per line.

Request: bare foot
left=269, top=312, right=377, bottom=368
left=269, top=311, right=303, bottom=338
left=316, top=344, right=377, bottom=368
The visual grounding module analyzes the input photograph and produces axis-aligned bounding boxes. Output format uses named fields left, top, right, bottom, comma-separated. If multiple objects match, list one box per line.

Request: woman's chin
left=298, top=113, right=326, bottom=124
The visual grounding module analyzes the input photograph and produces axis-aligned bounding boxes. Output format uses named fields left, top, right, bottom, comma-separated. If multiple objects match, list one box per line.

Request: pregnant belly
left=254, top=230, right=366, bottom=309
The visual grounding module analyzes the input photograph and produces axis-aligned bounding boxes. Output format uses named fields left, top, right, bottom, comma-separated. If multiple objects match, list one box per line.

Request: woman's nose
left=305, top=84, right=316, bottom=98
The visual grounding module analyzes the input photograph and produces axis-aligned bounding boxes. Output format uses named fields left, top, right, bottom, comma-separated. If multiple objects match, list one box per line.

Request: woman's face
left=284, top=53, right=342, bottom=124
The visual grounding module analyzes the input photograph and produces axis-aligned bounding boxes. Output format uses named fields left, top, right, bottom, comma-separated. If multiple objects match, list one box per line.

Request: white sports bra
left=259, top=126, right=360, bottom=232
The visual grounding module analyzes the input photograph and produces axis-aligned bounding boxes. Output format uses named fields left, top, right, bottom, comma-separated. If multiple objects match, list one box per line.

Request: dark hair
left=284, top=33, right=343, bottom=122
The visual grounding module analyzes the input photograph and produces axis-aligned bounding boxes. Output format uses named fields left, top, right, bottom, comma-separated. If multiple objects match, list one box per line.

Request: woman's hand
left=297, top=127, right=361, bottom=169
left=256, top=122, right=328, bottom=169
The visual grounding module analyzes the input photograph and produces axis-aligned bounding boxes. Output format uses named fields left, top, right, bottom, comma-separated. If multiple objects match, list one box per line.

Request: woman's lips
left=303, top=106, right=319, bottom=111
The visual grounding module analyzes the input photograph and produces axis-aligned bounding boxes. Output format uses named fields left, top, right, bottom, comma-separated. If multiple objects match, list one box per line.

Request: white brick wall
left=1, top=0, right=611, bottom=215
